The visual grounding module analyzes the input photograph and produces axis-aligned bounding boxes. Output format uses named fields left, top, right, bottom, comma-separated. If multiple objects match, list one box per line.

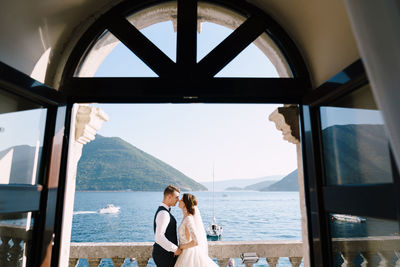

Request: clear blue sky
left=93, top=103, right=297, bottom=182
left=95, top=21, right=279, bottom=77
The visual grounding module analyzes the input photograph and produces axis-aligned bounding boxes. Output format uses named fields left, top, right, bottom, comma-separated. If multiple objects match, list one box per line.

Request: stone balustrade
left=69, top=236, right=400, bottom=267
left=0, top=224, right=32, bottom=266
left=332, top=236, right=400, bottom=267
left=69, top=240, right=303, bottom=267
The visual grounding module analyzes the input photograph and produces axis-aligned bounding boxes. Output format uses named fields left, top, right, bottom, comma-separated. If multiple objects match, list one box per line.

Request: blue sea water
left=72, top=191, right=302, bottom=266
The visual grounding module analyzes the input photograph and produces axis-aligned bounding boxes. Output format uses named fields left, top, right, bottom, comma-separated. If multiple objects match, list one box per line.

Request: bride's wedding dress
left=174, top=207, right=217, bottom=267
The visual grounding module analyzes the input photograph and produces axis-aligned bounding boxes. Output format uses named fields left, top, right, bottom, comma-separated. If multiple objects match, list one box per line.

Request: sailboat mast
left=212, top=164, right=215, bottom=220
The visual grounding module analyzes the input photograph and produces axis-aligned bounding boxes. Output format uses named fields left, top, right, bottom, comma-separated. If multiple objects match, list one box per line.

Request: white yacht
left=206, top=217, right=223, bottom=240
left=206, top=165, right=223, bottom=240
left=98, top=204, right=120, bottom=214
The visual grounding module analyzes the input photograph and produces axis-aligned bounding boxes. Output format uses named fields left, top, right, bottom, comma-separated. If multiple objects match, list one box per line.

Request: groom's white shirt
left=155, top=202, right=178, bottom=252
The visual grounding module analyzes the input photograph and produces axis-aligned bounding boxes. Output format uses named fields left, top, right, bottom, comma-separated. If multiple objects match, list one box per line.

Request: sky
left=93, top=103, right=297, bottom=182
left=94, top=21, right=279, bottom=77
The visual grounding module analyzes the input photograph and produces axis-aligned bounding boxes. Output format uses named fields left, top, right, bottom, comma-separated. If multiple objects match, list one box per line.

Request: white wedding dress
left=174, top=207, right=218, bottom=267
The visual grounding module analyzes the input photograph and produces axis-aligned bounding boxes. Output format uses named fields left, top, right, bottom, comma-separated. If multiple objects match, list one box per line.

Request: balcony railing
left=1, top=223, right=399, bottom=267
left=69, top=240, right=303, bottom=267
left=69, top=236, right=400, bottom=267
left=0, top=224, right=32, bottom=266
left=332, top=236, right=400, bottom=267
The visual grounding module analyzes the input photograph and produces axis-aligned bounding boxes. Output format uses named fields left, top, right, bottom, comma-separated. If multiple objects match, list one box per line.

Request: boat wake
left=74, top=204, right=121, bottom=215
left=73, top=211, right=97, bottom=215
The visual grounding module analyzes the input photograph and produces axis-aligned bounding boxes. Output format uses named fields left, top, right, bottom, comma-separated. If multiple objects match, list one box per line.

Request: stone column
left=59, top=104, right=109, bottom=267
left=217, top=258, right=230, bottom=267
left=266, top=257, right=279, bottom=267
left=269, top=105, right=310, bottom=267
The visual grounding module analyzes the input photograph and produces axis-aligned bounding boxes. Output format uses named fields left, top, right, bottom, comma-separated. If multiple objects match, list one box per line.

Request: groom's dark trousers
left=152, top=206, right=178, bottom=267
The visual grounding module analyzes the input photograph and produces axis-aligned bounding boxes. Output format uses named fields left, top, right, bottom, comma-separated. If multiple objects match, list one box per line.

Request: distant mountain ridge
left=244, top=180, right=278, bottom=190
left=322, top=124, right=391, bottom=184
left=77, top=135, right=206, bottom=191
left=238, top=123, right=390, bottom=191
left=201, top=175, right=283, bottom=191
left=2, top=123, right=389, bottom=191
left=261, top=170, right=298, bottom=191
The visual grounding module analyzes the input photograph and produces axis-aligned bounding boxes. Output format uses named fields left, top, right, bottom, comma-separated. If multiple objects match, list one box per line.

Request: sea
left=72, top=191, right=400, bottom=267
left=72, top=191, right=302, bottom=266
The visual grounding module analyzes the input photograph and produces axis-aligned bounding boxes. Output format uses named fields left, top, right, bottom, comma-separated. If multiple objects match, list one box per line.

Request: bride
left=174, top=193, right=218, bottom=267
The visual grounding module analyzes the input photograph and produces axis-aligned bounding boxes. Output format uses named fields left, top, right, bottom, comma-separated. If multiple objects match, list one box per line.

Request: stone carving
left=269, top=105, right=299, bottom=144
left=75, top=105, right=109, bottom=145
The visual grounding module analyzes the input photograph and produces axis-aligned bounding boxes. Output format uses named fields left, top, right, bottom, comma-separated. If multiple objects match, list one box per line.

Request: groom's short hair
left=164, top=185, right=180, bottom=196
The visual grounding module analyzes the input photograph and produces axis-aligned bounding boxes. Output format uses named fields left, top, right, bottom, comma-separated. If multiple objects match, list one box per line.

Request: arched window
left=61, top=0, right=310, bottom=103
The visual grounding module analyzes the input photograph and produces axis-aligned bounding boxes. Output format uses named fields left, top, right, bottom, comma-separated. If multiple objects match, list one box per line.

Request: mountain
left=201, top=175, right=283, bottom=191
left=322, top=124, right=391, bottom=184
left=244, top=180, right=278, bottom=190
left=2, top=124, right=390, bottom=191
left=260, top=124, right=391, bottom=190
left=77, top=135, right=207, bottom=191
left=261, top=170, right=298, bottom=191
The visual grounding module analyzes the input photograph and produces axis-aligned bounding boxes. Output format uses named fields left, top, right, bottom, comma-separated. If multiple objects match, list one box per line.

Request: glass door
left=0, top=62, right=69, bottom=267
left=301, top=60, right=400, bottom=266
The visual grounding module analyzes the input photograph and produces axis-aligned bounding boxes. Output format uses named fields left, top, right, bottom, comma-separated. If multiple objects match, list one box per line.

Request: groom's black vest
left=152, top=206, right=178, bottom=266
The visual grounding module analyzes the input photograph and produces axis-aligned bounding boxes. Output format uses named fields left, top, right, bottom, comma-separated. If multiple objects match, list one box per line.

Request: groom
left=153, top=185, right=182, bottom=267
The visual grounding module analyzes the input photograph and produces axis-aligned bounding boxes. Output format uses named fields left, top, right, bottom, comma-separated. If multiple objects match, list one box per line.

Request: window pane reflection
left=0, top=90, right=47, bottom=185
left=330, top=213, right=400, bottom=266
left=320, top=85, right=393, bottom=185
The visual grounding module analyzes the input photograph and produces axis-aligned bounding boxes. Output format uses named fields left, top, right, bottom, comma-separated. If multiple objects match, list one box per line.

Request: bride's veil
left=193, top=206, right=208, bottom=255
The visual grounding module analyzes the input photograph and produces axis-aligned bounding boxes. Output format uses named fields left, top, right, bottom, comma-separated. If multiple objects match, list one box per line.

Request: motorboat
left=98, top=204, right=120, bottom=214
left=331, top=214, right=366, bottom=223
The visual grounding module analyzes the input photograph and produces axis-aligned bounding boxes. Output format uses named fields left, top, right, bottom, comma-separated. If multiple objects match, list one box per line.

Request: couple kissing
left=152, top=185, right=218, bottom=267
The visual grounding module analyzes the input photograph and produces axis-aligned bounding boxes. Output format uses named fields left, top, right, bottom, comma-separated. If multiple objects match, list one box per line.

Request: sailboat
left=206, top=165, right=223, bottom=241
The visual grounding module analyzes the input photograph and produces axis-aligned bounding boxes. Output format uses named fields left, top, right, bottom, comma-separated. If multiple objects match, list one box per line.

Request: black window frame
left=0, top=61, right=70, bottom=267
left=300, top=59, right=400, bottom=266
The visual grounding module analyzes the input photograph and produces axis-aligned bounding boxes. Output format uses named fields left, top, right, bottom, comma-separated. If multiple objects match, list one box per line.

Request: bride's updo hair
left=182, top=193, right=197, bottom=215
